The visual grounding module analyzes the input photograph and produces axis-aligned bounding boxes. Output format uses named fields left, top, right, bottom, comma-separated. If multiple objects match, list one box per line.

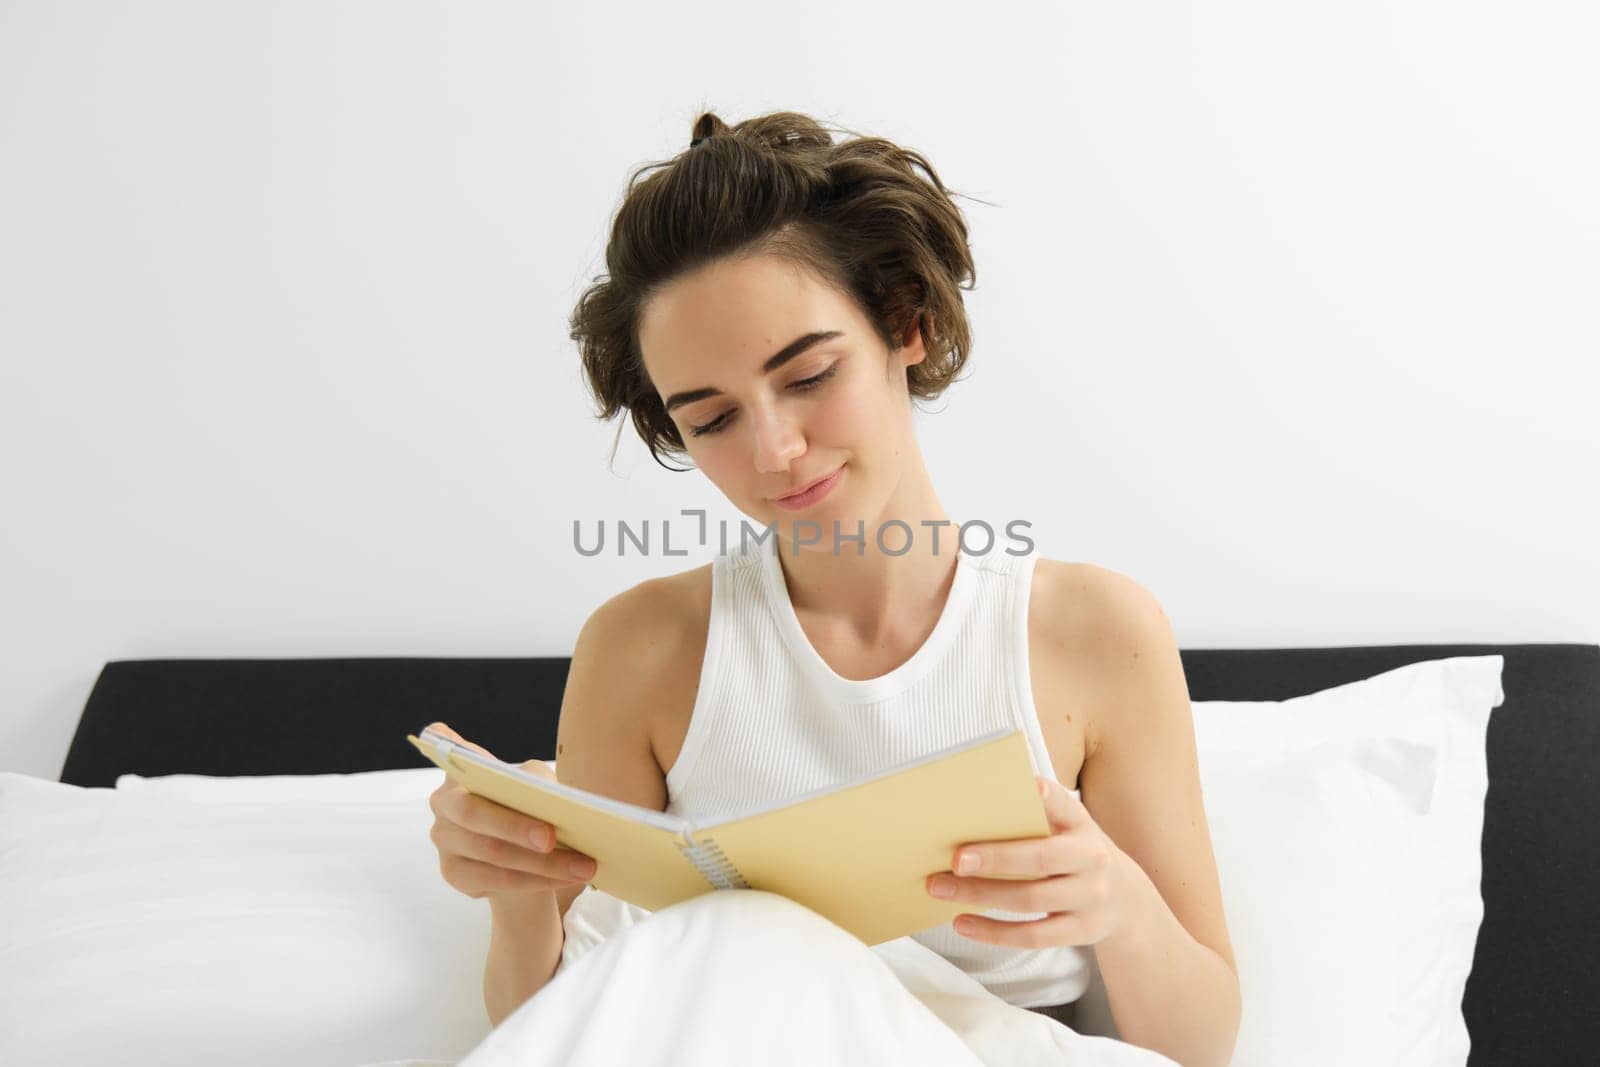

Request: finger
left=445, top=788, right=558, bottom=850
left=950, top=909, right=1088, bottom=948
left=927, top=871, right=1083, bottom=915
left=447, top=855, right=585, bottom=896
left=519, top=758, right=556, bottom=780
left=951, top=823, right=1102, bottom=879
left=947, top=777, right=1085, bottom=872
left=425, top=721, right=498, bottom=760
left=435, top=820, right=593, bottom=879
left=1036, top=774, right=1087, bottom=833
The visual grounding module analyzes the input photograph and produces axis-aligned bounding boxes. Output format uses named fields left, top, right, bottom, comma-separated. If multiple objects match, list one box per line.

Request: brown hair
left=569, top=109, right=983, bottom=472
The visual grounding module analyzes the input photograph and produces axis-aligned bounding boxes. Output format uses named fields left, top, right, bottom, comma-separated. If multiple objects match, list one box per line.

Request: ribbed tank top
left=662, top=534, right=1093, bottom=1009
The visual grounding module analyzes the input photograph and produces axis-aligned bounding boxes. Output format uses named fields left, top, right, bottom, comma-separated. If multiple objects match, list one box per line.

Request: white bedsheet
left=417, top=888, right=1177, bottom=1067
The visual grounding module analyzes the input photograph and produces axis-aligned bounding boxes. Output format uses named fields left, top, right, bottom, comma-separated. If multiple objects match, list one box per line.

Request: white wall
left=2, top=1, right=1595, bottom=781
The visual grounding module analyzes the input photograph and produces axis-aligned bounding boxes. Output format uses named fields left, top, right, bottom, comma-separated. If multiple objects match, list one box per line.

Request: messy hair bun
left=570, top=109, right=980, bottom=471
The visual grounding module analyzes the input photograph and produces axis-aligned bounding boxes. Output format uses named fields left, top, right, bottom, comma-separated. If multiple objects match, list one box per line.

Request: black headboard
left=59, top=643, right=1599, bottom=1065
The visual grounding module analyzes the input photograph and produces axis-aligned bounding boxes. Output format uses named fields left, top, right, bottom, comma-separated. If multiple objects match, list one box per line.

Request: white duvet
left=393, top=886, right=1178, bottom=1067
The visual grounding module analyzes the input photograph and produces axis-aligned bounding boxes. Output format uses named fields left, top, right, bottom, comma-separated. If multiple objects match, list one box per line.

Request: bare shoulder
left=551, top=562, right=712, bottom=922
left=573, top=562, right=713, bottom=772
left=1027, top=557, right=1172, bottom=762
left=583, top=563, right=713, bottom=654
left=1032, top=558, right=1170, bottom=652
left=1032, top=560, right=1236, bottom=978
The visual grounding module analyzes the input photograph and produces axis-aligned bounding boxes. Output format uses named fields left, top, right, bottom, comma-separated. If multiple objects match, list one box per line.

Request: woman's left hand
left=927, top=774, right=1136, bottom=947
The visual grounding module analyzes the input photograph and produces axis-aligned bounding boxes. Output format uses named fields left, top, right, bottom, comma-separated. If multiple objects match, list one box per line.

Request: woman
left=428, top=110, right=1239, bottom=1067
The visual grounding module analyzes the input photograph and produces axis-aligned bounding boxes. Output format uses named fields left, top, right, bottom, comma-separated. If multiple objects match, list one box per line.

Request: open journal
left=406, top=725, right=1052, bottom=946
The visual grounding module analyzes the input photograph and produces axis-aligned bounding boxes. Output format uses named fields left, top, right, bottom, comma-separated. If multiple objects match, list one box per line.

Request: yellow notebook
left=406, top=725, right=1051, bottom=946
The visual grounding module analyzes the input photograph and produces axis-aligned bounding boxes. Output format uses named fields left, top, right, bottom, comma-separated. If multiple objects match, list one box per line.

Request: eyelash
left=687, top=364, right=839, bottom=438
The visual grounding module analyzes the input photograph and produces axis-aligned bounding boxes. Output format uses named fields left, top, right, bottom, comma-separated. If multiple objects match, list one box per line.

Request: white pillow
left=1213, top=734, right=1439, bottom=1061
left=114, top=763, right=556, bottom=801
left=0, top=771, right=492, bottom=1067
left=1389, top=655, right=1504, bottom=1067
left=114, top=765, right=447, bottom=802
left=1070, top=654, right=1505, bottom=1067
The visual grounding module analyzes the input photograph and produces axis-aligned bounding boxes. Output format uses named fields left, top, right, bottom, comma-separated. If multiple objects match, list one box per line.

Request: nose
left=751, top=403, right=805, bottom=474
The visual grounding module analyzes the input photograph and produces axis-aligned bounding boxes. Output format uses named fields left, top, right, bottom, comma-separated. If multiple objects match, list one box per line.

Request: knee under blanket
left=448, top=888, right=1180, bottom=1067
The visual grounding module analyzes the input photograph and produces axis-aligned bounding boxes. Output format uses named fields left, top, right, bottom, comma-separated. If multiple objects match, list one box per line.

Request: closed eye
left=687, top=363, right=839, bottom=438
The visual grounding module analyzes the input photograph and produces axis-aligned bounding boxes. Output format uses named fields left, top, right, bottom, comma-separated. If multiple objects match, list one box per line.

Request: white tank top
left=662, top=534, right=1093, bottom=1009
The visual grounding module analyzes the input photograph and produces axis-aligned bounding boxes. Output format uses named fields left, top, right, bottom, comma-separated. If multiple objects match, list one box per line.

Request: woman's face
left=637, top=253, right=927, bottom=533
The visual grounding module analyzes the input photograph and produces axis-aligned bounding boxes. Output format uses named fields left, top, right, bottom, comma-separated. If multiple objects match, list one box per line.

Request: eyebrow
left=661, top=330, right=844, bottom=413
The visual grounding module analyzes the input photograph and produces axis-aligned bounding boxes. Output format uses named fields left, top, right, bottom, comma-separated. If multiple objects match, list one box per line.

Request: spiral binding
left=676, top=836, right=750, bottom=889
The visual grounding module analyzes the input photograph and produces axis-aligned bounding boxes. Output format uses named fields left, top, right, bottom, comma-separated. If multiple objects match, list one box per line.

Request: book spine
left=674, top=836, right=750, bottom=890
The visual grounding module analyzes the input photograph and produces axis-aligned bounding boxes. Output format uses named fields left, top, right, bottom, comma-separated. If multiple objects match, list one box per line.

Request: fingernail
left=956, top=852, right=980, bottom=874
left=928, top=875, right=955, bottom=898
left=530, top=828, right=551, bottom=851
left=568, top=858, right=596, bottom=879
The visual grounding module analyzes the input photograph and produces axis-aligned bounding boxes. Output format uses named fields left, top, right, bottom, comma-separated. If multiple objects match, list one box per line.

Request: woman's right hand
left=425, top=722, right=598, bottom=900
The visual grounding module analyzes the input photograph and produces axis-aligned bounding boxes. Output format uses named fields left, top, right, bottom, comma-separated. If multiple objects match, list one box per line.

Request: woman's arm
left=484, top=889, right=566, bottom=1028
left=1074, top=568, right=1240, bottom=1067
left=1094, top=847, right=1241, bottom=1067
left=482, top=580, right=685, bottom=1026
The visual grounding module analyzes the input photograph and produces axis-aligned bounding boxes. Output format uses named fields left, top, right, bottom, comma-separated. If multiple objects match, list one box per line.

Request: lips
left=774, top=465, right=843, bottom=503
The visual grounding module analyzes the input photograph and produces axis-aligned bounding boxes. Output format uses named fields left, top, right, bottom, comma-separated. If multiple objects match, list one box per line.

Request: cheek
left=809, top=384, right=879, bottom=441
left=692, top=439, right=744, bottom=489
